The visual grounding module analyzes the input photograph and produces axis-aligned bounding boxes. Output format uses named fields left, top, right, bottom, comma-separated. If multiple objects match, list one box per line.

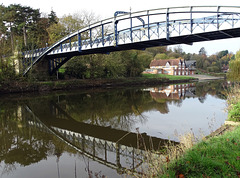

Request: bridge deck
left=21, top=6, right=240, bottom=75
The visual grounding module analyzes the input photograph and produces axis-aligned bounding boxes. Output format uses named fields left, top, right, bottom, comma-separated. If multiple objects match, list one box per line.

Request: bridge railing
left=22, top=6, right=240, bottom=75
left=25, top=105, right=145, bottom=173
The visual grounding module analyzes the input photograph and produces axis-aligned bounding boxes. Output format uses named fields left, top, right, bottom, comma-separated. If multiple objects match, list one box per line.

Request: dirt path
left=192, top=74, right=225, bottom=81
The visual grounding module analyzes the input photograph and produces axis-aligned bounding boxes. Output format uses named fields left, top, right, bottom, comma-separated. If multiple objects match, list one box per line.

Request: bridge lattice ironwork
left=22, top=6, right=240, bottom=75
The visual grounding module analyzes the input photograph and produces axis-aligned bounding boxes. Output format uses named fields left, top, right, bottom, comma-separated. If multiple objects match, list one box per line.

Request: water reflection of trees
left=0, top=102, right=77, bottom=175
left=54, top=88, right=183, bottom=130
left=195, top=80, right=228, bottom=101
left=42, top=80, right=228, bottom=131
left=0, top=80, right=228, bottom=176
left=55, top=89, right=153, bottom=131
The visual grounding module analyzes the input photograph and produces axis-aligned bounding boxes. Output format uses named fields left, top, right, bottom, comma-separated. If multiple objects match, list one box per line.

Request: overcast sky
left=2, top=0, right=240, bottom=55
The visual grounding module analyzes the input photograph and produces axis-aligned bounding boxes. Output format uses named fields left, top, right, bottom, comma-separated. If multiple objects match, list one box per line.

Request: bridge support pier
left=28, top=58, right=52, bottom=80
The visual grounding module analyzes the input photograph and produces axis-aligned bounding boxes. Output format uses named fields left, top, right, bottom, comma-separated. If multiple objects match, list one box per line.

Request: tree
left=65, top=57, right=87, bottom=79
left=227, top=49, right=240, bottom=81
left=48, top=9, right=58, bottom=25
left=199, top=47, right=207, bottom=56
left=137, top=52, right=153, bottom=68
left=154, top=53, right=169, bottom=60
left=121, top=50, right=145, bottom=77
left=183, top=53, right=192, bottom=61
left=217, top=50, right=228, bottom=59
left=103, top=52, right=126, bottom=78
left=0, top=5, right=6, bottom=37
left=173, top=45, right=183, bottom=54
left=35, top=17, right=50, bottom=48
left=145, top=46, right=167, bottom=57
left=2, top=4, right=41, bottom=51
left=47, top=22, right=66, bottom=45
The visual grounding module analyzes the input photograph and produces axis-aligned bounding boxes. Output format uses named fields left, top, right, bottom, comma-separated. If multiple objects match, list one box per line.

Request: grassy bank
left=160, top=126, right=240, bottom=177
left=135, top=127, right=240, bottom=177
left=141, top=73, right=195, bottom=80
left=131, top=83, right=240, bottom=177
left=160, top=83, right=240, bottom=177
left=227, top=84, right=240, bottom=122
left=0, top=75, right=196, bottom=94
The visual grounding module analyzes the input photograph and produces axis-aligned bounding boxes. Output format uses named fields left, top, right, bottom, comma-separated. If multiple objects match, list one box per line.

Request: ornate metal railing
left=22, top=6, right=240, bottom=75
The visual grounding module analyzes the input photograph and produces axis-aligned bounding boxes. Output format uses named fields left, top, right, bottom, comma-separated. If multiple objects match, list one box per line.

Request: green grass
left=58, top=68, right=65, bottom=73
left=142, top=73, right=195, bottom=80
left=162, top=126, right=240, bottom=177
left=228, top=102, right=240, bottom=122
left=227, top=84, right=240, bottom=122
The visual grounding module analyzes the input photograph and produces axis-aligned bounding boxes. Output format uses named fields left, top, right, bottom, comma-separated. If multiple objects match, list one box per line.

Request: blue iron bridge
left=22, top=6, right=240, bottom=75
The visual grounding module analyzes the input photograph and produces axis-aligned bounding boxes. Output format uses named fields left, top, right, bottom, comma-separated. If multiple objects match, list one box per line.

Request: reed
left=227, top=83, right=240, bottom=122
left=128, top=132, right=197, bottom=177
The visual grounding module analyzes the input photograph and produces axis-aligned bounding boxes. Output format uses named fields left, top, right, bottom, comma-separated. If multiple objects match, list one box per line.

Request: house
left=150, top=83, right=196, bottom=101
left=147, top=58, right=195, bottom=75
left=185, top=60, right=196, bottom=75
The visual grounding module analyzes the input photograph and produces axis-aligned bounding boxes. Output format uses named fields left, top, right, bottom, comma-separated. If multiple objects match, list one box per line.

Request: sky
left=2, top=0, right=240, bottom=55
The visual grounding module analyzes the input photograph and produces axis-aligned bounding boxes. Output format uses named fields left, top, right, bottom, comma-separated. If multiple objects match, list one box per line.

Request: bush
left=65, top=58, right=87, bottom=79
left=228, top=102, right=240, bottom=121
left=227, top=84, right=240, bottom=121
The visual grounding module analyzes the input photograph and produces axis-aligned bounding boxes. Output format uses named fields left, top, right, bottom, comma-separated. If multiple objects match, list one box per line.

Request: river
left=0, top=80, right=228, bottom=177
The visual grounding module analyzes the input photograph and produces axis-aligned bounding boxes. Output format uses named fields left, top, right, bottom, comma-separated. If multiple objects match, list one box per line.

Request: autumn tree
left=227, top=49, right=240, bottom=81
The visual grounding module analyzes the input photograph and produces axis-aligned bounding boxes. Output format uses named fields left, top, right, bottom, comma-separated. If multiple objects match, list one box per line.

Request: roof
left=150, top=58, right=183, bottom=67
left=185, top=60, right=196, bottom=67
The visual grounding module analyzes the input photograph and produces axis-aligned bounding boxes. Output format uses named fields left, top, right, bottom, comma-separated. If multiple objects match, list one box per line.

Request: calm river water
left=0, top=80, right=228, bottom=177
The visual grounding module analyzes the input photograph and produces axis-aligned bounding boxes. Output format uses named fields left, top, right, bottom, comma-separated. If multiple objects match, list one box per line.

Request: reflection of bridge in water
left=24, top=101, right=177, bottom=173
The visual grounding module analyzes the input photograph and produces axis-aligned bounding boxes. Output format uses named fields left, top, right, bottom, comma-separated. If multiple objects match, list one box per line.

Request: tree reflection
left=25, top=81, right=228, bottom=130
left=0, top=80, right=229, bottom=176
left=0, top=103, right=77, bottom=176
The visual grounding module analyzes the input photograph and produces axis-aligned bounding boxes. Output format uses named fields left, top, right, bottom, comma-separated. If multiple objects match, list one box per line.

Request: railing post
left=102, top=23, right=104, bottom=46
left=116, top=143, right=121, bottom=169
left=78, top=32, right=81, bottom=52
left=166, top=8, right=170, bottom=40
left=132, top=148, right=135, bottom=170
left=147, top=10, right=150, bottom=40
left=82, top=134, right=85, bottom=151
left=130, top=12, right=133, bottom=42
left=217, top=6, right=220, bottom=30
left=93, top=138, right=95, bottom=157
left=31, top=49, right=34, bottom=63
left=69, top=38, right=71, bottom=50
left=105, top=141, right=107, bottom=161
left=89, top=27, right=92, bottom=47
left=114, top=19, right=118, bottom=46
left=22, top=52, right=25, bottom=72
left=190, top=6, right=193, bottom=34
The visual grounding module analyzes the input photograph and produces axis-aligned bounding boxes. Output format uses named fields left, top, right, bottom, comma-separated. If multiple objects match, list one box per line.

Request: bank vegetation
left=0, top=4, right=235, bottom=82
left=130, top=83, right=240, bottom=177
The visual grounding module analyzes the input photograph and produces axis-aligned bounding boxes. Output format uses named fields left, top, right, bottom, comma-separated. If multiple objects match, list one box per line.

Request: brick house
left=147, top=58, right=195, bottom=75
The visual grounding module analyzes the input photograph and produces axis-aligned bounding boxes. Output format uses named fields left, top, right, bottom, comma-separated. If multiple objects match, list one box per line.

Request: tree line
left=0, top=4, right=238, bottom=81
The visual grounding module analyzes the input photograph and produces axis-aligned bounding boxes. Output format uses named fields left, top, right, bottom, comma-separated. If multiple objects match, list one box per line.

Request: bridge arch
left=22, top=6, right=240, bottom=75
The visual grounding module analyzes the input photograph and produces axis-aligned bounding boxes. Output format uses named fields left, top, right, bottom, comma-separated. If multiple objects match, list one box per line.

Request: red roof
left=150, top=58, right=183, bottom=67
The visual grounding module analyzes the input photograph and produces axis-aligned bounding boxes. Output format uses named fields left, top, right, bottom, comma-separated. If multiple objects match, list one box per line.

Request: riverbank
left=0, top=75, right=196, bottom=94
left=136, top=83, right=240, bottom=178
left=161, top=125, right=240, bottom=177
left=134, top=123, right=240, bottom=178
left=191, top=74, right=225, bottom=81
left=159, top=83, right=240, bottom=177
